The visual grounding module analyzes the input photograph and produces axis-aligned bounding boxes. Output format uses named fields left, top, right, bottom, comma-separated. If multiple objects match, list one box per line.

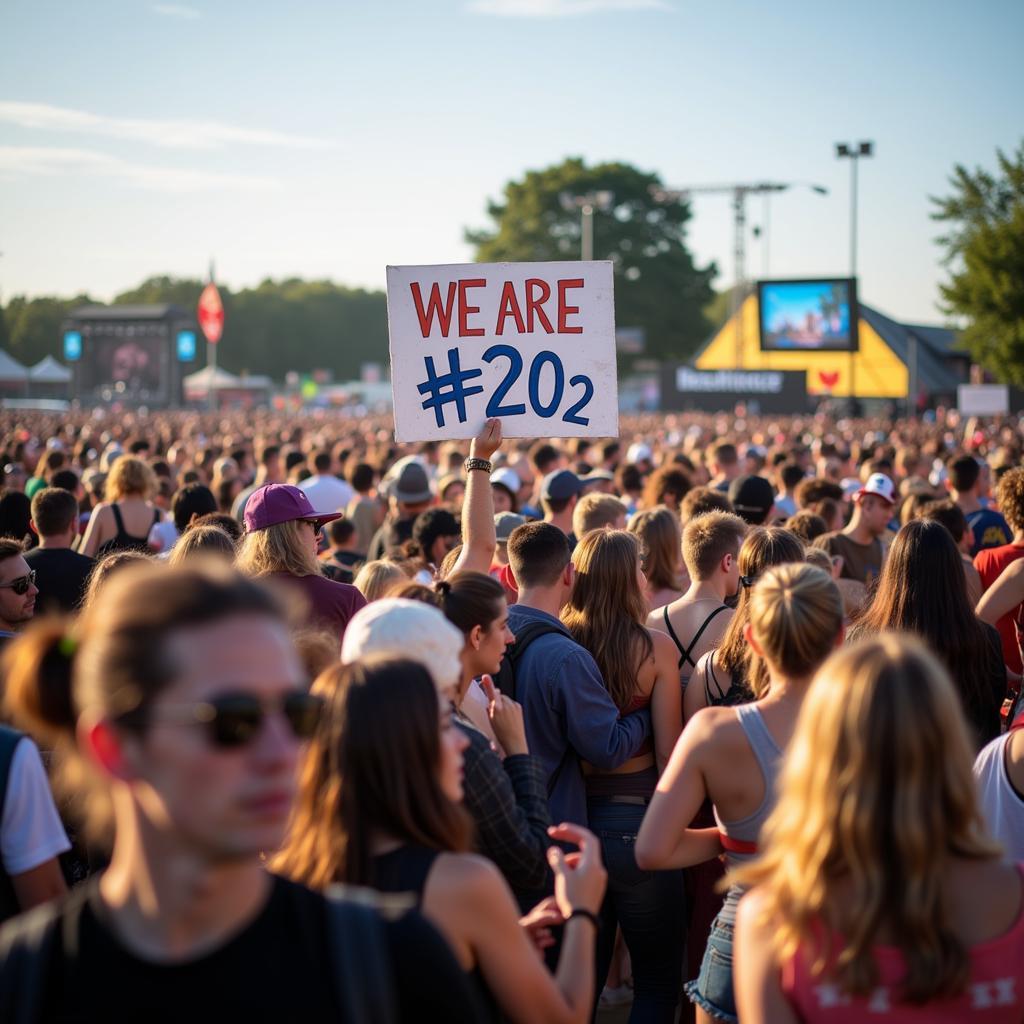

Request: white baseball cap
left=857, top=472, right=896, bottom=505
left=340, top=598, right=464, bottom=693
left=490, top=467, right=521, bottom=494
left=627, top=442, right=653, bottom=464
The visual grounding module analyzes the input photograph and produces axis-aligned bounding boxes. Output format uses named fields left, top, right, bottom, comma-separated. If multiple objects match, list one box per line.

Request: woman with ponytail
left=733, top=636, right=1024, bottom=1022
left=0, top=563, right=480, bottom=1022
left=636, top=563, right=844, bottom=1023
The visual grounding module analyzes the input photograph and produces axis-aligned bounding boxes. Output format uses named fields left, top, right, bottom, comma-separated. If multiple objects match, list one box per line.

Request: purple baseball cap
left=244, top=484, right=343, bottom=533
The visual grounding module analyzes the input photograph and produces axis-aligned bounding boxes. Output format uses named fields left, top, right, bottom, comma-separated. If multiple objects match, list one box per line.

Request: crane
left=651, top=182, right=828, bottom=367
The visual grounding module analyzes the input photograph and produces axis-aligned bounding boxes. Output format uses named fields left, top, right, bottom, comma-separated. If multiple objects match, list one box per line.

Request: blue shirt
left=967, top=508, right=1012, bottom=558
left=507, top=604, right=652, bottom=826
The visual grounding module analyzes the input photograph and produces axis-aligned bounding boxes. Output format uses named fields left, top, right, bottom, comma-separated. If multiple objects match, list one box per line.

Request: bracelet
left=464, top=457, right=493, bottom=474
left=567, top=908, right=600, bottom=930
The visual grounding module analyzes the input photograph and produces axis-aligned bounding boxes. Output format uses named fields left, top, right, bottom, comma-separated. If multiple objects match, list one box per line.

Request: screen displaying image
left=758, top=279, right=858, bottom=352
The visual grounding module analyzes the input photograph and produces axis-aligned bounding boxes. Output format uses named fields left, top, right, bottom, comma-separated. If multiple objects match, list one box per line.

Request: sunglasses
left=0, top=571, right=36, bottom=596
left=150, top=691, right=323, bottom=749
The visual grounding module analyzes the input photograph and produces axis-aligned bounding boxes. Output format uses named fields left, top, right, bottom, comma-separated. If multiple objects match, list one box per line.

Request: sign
left=63, top=331, right=82, bottom=362
left=958, top=384, right=1009, bottom=417
left=197, top=283, right=224, bottom=345
left=387, top=262, right=617, bottom=441
left=662, top=366, right=808, bottom=413
left=176, top=330, right=197, bottom=362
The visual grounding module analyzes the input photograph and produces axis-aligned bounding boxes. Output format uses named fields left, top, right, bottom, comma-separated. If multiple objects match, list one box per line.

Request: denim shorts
left=684, top=915, right=737, bottom=1023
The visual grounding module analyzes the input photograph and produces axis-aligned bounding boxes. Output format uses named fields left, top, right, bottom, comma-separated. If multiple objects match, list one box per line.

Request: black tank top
left=96, top=504, right=159, bottom=556
left=371, top=845, right=498, bottom=1022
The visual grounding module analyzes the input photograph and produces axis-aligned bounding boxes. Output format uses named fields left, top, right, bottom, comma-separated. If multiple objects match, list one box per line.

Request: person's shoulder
left=649, top=627, right=678, bottom=660
left=973, top=729, right=1009, bottom=776
left=685, top=702, right=737, bottom=741
left=431, top=851, right=504, bottom=901
left=811, top=530, right=841, bottom=550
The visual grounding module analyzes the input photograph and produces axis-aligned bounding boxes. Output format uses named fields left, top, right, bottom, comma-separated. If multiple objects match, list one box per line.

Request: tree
left=931, top=142, right=1024, bottom=385
left=4, top=294, right=92, bottom=367
left=466, top=158, right=716, bottom=363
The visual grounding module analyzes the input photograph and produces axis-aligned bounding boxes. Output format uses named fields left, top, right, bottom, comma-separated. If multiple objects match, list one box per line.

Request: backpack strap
left=324, top=884, right=411, bottom=1024
left=503, top=619, right=571, bottom=703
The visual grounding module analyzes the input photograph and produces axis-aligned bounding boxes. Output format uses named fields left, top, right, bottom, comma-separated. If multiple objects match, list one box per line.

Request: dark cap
left=244, top=483, right=342, bottom=533
left=388, top=460, right=433, bottom=504
left=728, top=475, right=775, bottom=525
left=541, top=469, right=584, bottom=502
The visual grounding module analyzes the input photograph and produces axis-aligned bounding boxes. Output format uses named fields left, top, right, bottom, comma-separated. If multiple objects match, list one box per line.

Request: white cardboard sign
left=957, top=384, right=1010, bottom=417
left=386, top=261, right=618, bottom=441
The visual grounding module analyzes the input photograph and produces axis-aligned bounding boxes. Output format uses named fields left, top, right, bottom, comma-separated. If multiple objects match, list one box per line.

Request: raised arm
left=634, top=708, right=722, bottom=870
left=449, top=418, right=502, bottom=577
left=977, top=559, right=1024, bottom=625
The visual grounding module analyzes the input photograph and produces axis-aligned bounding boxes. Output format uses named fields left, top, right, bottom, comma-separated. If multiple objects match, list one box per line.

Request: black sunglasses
left=0, top=571, right=36, bottom=596
left=151, top=691, right=323, bottom=749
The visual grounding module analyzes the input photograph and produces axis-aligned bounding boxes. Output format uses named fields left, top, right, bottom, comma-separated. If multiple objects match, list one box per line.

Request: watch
left=464, top=457, right=493, bottom=474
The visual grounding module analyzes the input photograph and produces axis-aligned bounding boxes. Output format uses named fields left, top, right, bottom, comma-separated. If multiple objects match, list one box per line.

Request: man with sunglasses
left=0, top=540, right=38, bottom=645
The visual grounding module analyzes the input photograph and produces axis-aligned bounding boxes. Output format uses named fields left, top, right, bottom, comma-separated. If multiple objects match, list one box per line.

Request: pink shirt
left=782, top=865, right=1024, bottom=1022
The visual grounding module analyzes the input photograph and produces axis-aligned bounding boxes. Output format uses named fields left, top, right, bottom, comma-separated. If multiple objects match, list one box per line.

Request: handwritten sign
left=387, top=262, right=618, bottom=441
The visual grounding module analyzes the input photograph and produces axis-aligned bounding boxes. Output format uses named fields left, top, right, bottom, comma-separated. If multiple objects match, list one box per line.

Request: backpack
left=491, top=618, right=571, bottom=704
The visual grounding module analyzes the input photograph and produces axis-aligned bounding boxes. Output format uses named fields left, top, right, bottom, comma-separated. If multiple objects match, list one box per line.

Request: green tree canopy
left=2, top=277, right=389, bottom=382
left=466, top=157, right=716, bottom=362
left=931, top=142, right=1024, bottom=385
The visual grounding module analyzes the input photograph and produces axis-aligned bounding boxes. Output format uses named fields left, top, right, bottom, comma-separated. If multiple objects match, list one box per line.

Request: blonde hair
left=353, top=559, right=407, bottom=602
left=106, top=456, right=156, bottom=502
left=236, top=519, right=321, bottom=579
left=748, top=564, right=842, bottom=679
left=627, top=506, right=683, bottom=592
left=731, top=635, right=1001, bottom=1003
left=572, top=493, right=627, bottom=539
left=167, top=525, right=236, bottom=568
left=562, top=530, right=652, bottom=711
left=682, top=511, right=747, bottom=581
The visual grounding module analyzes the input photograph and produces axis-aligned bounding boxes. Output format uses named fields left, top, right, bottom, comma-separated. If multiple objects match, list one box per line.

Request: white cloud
left=0, top=146, right=278, bottom=193
left=0, top=101, right=335, bottom=152
left=152, top=3, right=201, bottom=19
left=468, top=0, right=670, bottom=15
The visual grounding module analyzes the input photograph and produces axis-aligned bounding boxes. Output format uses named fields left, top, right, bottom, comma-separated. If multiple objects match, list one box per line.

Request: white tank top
left=974, top=731, right=1024, bottom=861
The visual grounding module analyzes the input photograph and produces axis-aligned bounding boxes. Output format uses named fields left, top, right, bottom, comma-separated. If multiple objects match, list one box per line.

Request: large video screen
left=758, top=279, right=858, bottom=352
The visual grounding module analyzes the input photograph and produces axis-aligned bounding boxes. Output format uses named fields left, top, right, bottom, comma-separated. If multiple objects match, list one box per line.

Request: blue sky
left=1, top=0, right=1021, bottom=325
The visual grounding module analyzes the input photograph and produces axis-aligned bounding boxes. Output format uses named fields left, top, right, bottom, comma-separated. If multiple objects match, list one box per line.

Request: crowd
left=0, top=403, right=1022, bottom=1021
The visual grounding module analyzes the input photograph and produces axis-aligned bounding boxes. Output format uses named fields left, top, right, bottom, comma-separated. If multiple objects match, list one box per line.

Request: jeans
left=684, top=915, right=738, bottom=1023
left=588, top=799, right=685, bottom=1024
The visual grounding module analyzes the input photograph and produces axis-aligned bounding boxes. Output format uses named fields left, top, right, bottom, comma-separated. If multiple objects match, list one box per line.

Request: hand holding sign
left=387, top=262, right=618, bottom=441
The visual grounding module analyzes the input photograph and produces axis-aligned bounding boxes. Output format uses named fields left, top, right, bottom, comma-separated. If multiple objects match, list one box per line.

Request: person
left=652, top=511, right=747, bottom=690
left=409, top=508, right=461, bottom=583
left=572, top=493, right=627, bottom=539
left=561, top=529, right=684, bottom=1021
left=812, top=473, right=894, bottom=588
left=273, top=656, right=606, bottom=1024
left=345, top=461, right=384, bottom=557
left=0, top=565, right=480, bottom=1021
left=0, top=540, right=39, bottom=645
left=636, top=563, right=844, bottom=1024
left=732, top=636, right=1024, bottom=1023
left=320, top=517, right=362, bottom=584
left=25, top=488, right=93, bottom=613
left=974, top=712, right=1024, bottom=860
left=231, top=444, right=283, bottom=522
left=772, top=461, right=804, bottom=519
left=368, top=459, right=434, bottom=561
left=628, top=506, right=687, bottom=611
left=353, top=559, right=407, bottom=602
left=852, top=520, right=1006, bottom=750
left=918, top=498, right=983, bottom=606
left=342, top=592, right=552, bottom=909
left=641, top=467, right=691, bottom=516
left=0, top=492, right=32, bottom=545
left=166, top=524, right=237, bottom=567
left=541, top=470, right=584, bottom=546
left=975, top=467, right=1024, bottom=679
left=298, top=451, right=355, bottom=516
left=708, top=443, right=740, bottom=493
left=490, top=467, right=520, bottom=514
left=686, top=527, right=805, bottom=718
left=727, top=475, right=776, bottom=526
left=680, top=486, right=734, bottom=523
left=947, top=454, right=1012, bottom=556
left=78, top=456, right=165, bottom=557
left=505, top=522, right=652, bottom=828
left=237, top=484, right=366, bottom=639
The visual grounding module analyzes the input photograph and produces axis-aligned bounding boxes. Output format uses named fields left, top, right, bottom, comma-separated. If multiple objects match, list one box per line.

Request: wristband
left=567, top=908, right=600, bottom=930
left=464, top=457, right=493, bottom=474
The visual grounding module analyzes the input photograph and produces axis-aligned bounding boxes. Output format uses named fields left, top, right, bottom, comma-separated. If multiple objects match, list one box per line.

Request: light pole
left=560, top=191, right=614, bottom=261
left=835, top=141, right=873, bottom=408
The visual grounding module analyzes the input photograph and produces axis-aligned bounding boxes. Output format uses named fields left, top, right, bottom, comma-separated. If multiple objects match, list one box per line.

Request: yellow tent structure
left=694, top=294, right=913, bottom=399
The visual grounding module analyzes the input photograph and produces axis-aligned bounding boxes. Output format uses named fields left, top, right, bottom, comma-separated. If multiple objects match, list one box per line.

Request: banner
left=387, top=261, right=618, bottom=441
